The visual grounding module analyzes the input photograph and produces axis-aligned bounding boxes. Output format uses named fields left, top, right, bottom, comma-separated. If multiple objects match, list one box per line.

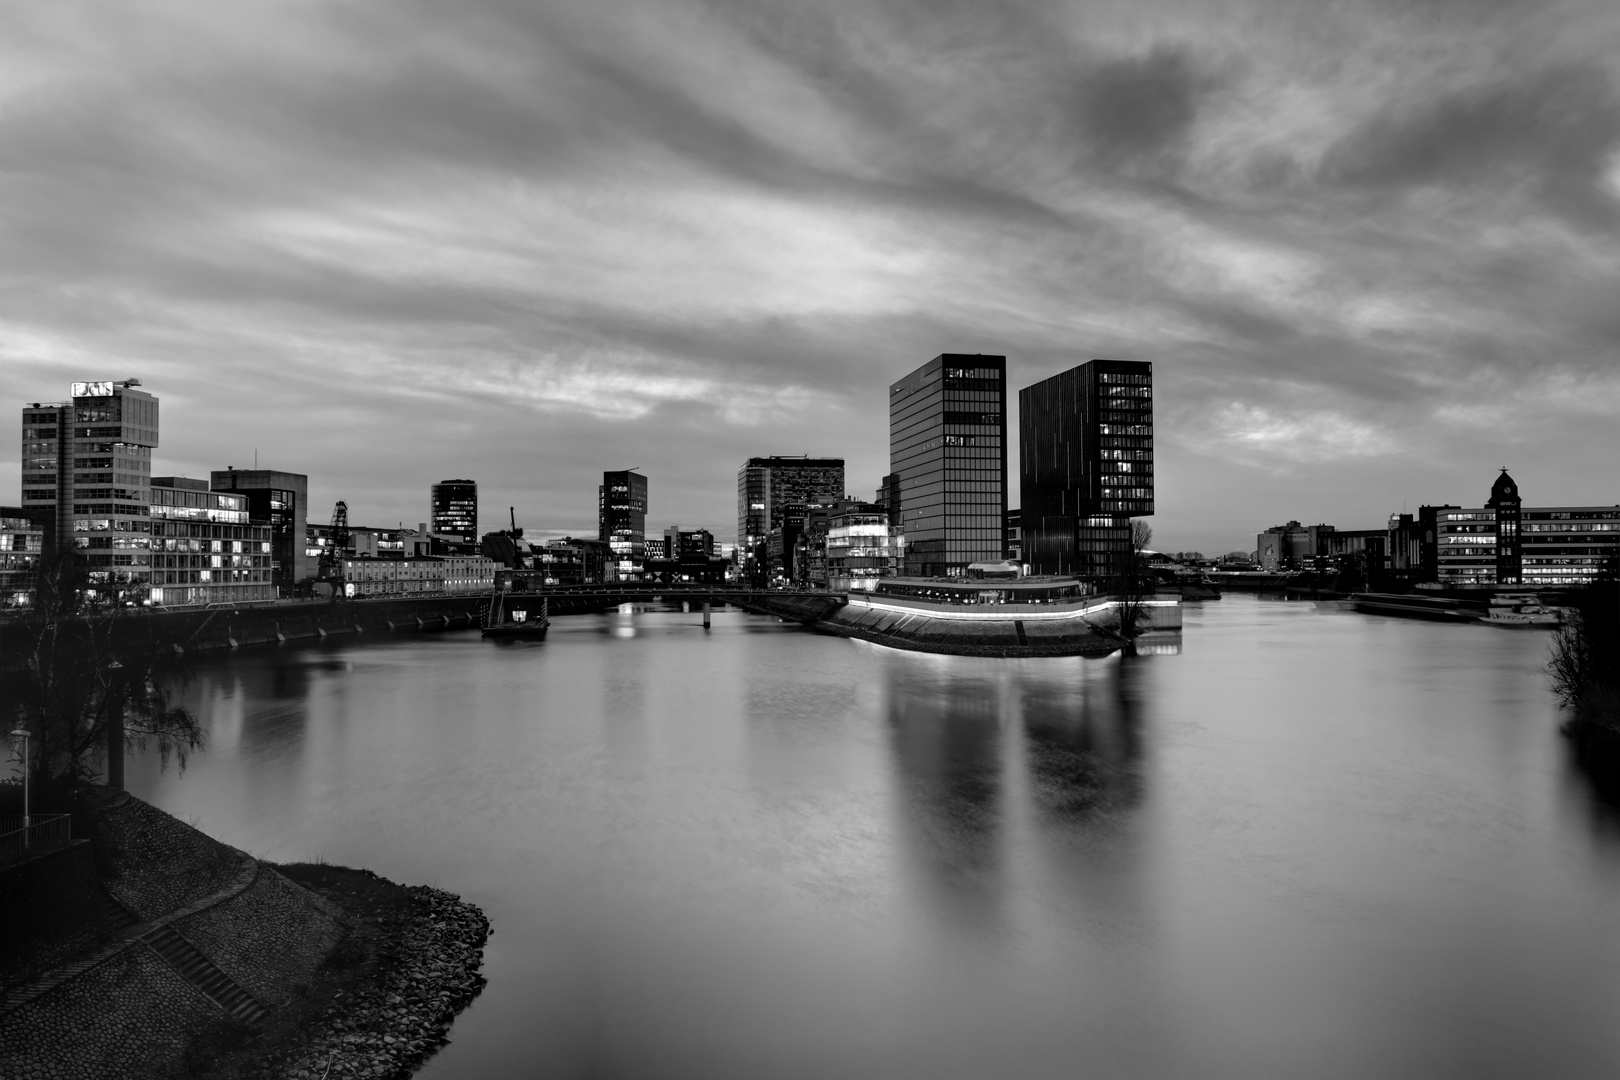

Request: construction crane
left=317, top=500, right=349, bottom=596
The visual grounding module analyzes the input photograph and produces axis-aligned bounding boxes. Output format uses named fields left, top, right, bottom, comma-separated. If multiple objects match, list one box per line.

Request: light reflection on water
left=127, top=598, right=1620, bottom=1079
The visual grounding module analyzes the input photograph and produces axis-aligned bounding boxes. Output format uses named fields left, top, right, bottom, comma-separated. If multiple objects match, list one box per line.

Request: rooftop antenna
left=254, top=448, right=258, bottom=469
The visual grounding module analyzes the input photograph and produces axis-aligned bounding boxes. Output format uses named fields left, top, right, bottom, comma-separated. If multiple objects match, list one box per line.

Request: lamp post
left=106, top=658, right=124, bottom=791
left=9, top=727, right=29, bottom=848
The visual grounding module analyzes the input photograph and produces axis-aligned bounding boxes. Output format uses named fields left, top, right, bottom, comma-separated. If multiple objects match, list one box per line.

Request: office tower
left=889, top=354, right=1007, bottom=577
left=599, top=469, right=648, bottom=577
left=430, top=479, right=478, bottom=540
left=211, top=468, right=311, bottom=593
left=1019, top=359, right=1153, bottom=577
left=876, top=473, right=900, bottom=525
left=736, top=456, right=845, bottom=580
left=20, top=380, right=159, bottom=594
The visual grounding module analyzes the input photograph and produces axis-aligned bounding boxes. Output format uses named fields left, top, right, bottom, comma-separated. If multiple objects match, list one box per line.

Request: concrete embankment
left=0, top=788, right=489, bottom=1080
left=732, top=592, right=1181, bottom=658
left=0, top=595, right=489, bottom=663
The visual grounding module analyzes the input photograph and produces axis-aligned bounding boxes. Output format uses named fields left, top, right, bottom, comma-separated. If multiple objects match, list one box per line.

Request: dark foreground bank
left=196, top=866, right=490, bottom=1080
left=0, top=789, right=489, bottom=1080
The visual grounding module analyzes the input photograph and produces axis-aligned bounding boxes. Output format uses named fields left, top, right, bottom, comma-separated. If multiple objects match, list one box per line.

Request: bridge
left=499, top=585, right=846, bottom=623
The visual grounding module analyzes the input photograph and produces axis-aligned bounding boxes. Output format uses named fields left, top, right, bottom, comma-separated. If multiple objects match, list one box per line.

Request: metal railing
left=0, top=814, right=73, bottom=863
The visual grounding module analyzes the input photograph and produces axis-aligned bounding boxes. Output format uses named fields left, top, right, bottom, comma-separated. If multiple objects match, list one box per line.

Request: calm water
left=127, top=596, right=1620, bottom=1079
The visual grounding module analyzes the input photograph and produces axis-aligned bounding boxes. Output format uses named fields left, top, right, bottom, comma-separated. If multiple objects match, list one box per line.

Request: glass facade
left=148, top=477, right=274, bottom=605
left=889, top=355, right=1007, bottom=577
left=599, top=470, right=648, bottom=577
left=19, top=380, right=159, bottom=597
left=431, top=479, right=478, bottom=540
left=211, top=469, right=311, bottom=593
left=825, top=509, right=905, bottom=591
left=0, top=506, right=43, bottom=607
left=735, top=456, right=845, bottom=581
left=1018, top=360, right=1153, bottom=578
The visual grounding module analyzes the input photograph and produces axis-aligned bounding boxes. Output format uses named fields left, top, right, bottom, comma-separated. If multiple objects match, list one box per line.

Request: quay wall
left=0, top=595, right=488, bottom=663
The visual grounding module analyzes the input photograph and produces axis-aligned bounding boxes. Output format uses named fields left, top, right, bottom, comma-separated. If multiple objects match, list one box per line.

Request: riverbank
left=0, top=790, right=489, bottom=1080
left=191, top=866, right=490, bottom=1080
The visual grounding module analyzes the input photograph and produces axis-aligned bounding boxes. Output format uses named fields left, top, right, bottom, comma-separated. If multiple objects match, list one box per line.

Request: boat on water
left=482, top=589, right=549, bottom=640
left=1482, top=594, right=1564, bottom=629
left=1177, top=573, right=1222, bottom=601
left=1348, top=593, right=1482, bottom=622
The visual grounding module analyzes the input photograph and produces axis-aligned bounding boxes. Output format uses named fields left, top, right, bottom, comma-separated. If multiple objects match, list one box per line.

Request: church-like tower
left=1486, top=469, right=1522, bottom=585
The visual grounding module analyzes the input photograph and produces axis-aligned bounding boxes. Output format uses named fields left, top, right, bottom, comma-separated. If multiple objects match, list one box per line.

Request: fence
left=0, top=814, right=73, bottom=864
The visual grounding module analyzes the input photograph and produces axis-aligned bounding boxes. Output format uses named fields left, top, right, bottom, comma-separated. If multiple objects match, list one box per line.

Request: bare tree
left=1, top=556, right=202, bottom=796
left=1109, top=519, right=1155, bottom=645
left=1549, top=558, right=1620, bottom=737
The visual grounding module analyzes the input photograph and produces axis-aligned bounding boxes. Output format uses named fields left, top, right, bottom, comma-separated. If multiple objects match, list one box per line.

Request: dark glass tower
left=1019, top=359, right=1153, bottom=578
left=736, top=456, right=844, bottom=583
left=889, top=354, right=1007, bottom=577
left=430, top=479, right=478, bottom=539
left=599, top=469, right=648, bottom=577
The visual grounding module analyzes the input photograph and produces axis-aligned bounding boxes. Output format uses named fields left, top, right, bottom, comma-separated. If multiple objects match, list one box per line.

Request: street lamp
left=9, top=727, right=29, bottom=847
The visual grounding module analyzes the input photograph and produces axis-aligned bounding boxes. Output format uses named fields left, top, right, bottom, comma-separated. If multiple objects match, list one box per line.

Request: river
left=126, top=595, right=1620, bottom=1079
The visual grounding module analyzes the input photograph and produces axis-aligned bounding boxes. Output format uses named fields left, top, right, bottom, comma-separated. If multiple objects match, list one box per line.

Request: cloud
left=2, top=0, right=1620, bottom=551
left=1320, top=63, right=1620, bottom=225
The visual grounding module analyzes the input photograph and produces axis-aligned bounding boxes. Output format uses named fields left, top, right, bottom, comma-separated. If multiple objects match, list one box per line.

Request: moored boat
left=482, top=589, right=549, bottom=640
left=1482, top=595, right=1564, bottom=629
left=1349, top=593, right=1482, bottom=622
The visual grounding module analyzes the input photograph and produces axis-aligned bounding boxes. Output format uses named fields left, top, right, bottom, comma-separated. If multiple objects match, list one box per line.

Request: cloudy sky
left=4, top=0, right=1619, bottom=553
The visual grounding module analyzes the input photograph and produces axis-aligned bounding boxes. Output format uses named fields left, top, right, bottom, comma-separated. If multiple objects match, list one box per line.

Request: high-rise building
left=1019, top=359, right=1153, bottom=578
left=599, top=469, right=648, bottom=577
left=20, top=379, right=159, bottom=594
left=736, top=456, right=845, bottom=582
left=889, top=354, right=1007, bottom=577
left=211, top=468, right=311, bottom=593
left=430, top=479, right=478, bottom=540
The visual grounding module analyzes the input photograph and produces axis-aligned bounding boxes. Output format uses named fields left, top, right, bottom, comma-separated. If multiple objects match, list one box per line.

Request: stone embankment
left=0, top=791, right=490, bottom=1080
left=240, top=886, right=490, bottom=1080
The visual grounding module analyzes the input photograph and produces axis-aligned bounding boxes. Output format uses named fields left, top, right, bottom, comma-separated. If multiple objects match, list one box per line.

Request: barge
left=1348, top=593, right=1482, bottom=623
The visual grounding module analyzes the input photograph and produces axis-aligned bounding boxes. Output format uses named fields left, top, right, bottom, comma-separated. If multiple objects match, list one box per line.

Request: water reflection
left=884, top=656, right=1006, bottom=923
left=1021, top=656, right=1143, bottom=823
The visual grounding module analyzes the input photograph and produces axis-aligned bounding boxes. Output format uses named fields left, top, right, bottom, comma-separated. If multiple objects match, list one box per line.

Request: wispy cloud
left=2, top=0, right=1618, bottom=546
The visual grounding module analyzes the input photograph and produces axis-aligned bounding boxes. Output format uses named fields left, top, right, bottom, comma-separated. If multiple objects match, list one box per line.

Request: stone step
left=99, top=890, right=140, bottom=933
left=140, top=926, right=267, bottom=1025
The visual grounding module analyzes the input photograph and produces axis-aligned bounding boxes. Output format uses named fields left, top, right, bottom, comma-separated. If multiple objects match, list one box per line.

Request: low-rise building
left=339, top=552, right=497, bottom=597
left=148, top=477, right=275, bottom=606
left=825, top=503, right=905, bottom=592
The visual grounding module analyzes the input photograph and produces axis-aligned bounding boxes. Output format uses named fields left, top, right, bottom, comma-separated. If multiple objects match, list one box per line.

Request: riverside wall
left=0, top=595, right=489, bottom=663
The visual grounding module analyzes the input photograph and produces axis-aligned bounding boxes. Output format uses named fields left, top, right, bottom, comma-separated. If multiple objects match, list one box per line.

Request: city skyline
left=3, top=3, right=1620, bottom=552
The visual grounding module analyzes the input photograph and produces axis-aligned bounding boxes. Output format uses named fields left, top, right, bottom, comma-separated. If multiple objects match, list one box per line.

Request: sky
left=3, top=0, right=1619, bottom=554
